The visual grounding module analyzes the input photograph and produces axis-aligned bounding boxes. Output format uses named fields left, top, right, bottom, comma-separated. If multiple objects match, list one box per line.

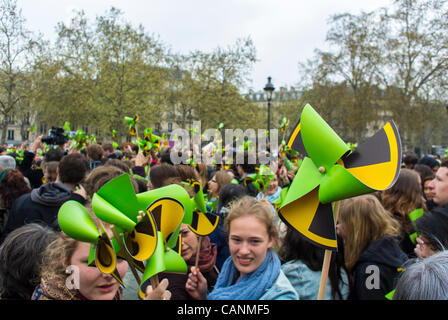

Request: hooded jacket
left=0, top=182, right=85, bottom=244
left=348, top=236, right=408, bottom=300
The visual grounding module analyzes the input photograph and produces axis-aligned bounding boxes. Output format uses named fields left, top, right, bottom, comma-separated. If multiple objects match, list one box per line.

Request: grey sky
left=17, top=0, right=392, bottom=92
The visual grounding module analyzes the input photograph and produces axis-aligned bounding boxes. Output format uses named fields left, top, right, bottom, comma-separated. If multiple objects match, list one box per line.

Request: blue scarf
left=207, top=249, right=280, bottom=300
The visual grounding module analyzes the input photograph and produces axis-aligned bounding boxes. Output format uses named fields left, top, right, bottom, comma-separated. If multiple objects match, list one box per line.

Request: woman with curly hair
left=0, top=168, right=31, bottom=210
left=31, top=231, right=128, bottom=300
left=380, top=168, right=427, bottom=257
left=0, top=168, right=31, bottom=234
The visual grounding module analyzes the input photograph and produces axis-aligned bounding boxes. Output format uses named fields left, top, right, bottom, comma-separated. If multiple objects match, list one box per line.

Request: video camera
left=41, top=127, right=68, bottom=146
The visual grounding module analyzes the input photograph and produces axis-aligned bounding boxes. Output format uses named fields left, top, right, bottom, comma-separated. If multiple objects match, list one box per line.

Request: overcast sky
left=17, top=0, right=392, bottom=92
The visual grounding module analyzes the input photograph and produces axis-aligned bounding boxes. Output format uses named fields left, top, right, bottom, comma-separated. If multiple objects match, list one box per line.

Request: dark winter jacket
left=19, top=150, right=44, bottom=189
left=348, top=236, right=408, bottom=300
left=0, top=182, right=86, bottom=244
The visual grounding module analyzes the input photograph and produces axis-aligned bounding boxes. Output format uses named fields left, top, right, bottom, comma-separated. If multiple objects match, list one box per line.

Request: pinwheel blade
left=58, top=200, right=100, bottom=243
left=280, top=157, right=323, bottom=209
left=189, top=210, right=220, bottom=236
left=342, top=121, right=401, bottom=191
left=95, top=173, right=142, bottom=223
left=138, top=231, right=188, bottom=299
left=148, top=197, right=185, bottom=248
left=92, top=193, right=136, bottom=232
left=124, top=211, right=158, bottom=261
left=319, top=164, right=373, bottom=204
left=96, top=235, right=117, bottom=275
left=279, top=187, right=337, bottom=250
left=300, top=104, right=350, bottom=170
left=137, top=184, right=193, bottom=226
left=286, top=118, right=307, bottom=156
left=190, top=180, right=207, bottom=214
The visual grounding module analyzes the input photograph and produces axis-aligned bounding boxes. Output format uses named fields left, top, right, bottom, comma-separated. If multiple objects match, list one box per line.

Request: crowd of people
left=1, top=134, right=448, bottom=301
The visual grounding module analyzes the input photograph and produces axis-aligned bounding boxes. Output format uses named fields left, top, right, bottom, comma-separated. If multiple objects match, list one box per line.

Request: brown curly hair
left=0, top=169, right=31, bottom=209
left=38, top=232, right=79, bottom=299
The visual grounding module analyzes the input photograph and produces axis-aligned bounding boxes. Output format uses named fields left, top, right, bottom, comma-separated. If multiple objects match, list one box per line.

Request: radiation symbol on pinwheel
left=137, top=197, right=188, bottom=299
left=58, top=200, right=126, bottom=286
left=184, top=178, right=219, bottom=237
left=92, top=173, right=201, bottom=299
left=91, top=174, right=158, bottom=264
left=278, top=104, right=402, bottom=250
left=142, top=128, right=161, bottom=151
left=243, top=165, right=275, bottom=192
left=124, top=114, right=138, bottom=136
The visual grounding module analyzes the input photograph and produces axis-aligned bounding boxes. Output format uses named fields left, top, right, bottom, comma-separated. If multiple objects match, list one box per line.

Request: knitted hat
left=416, top=207, right=448, bottom=250
left=0, top=155, right=16, bottom=169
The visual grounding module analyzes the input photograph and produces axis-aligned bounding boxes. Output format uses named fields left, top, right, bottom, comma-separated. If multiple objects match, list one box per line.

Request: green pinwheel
left=124, top=114, right=138, bottom=136
left=29, top=124, right=36, bottom=135
left=58, top=200, right=125, bottom=286
left=7, top=148, right=24, bottom=164
left=91, top=174, right=196, bottom=296
left=238, top=139, right=255, bottom=152
left=63, top=121, right=71, bottom=133
left=71, top=129, right=89, bottom=150
left=137, top=197, right=188, bottom=299
left=184, top=179, right=219, bottom=236
left=91, top=174, right=159, bottom=263
left=243, top=164, right=275, bottom=193
left=91, top=173, right=195, bottom=258
left=278, top=104, right=402, bottom=250
left=140, top=127, right=161, bottom=151
left=280, top=117, right=289, bottom=132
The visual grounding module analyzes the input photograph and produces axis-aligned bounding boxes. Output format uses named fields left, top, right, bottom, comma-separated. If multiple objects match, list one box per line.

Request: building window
left=168, top=123, right=173, bottom=132
left=7, top=129, right=14, bottom=140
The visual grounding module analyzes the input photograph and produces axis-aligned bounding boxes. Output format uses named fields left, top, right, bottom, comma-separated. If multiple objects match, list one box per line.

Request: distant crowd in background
left=1, top=135, right=448, bottom=301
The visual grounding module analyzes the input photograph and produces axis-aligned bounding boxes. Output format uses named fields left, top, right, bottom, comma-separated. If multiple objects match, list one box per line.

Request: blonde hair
left=224, top=196, right=278, bottom=242
left=339, top=195, right=401, bottom=271
left=215, top=171, right=233, bottom=190
left=41, top=161, right=59, bottom=183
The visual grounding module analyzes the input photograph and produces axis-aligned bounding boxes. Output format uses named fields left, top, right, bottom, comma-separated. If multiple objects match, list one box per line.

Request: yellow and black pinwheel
left=124, top=114, right=139, bottom=136
left=137, top=197, right=188, bottom=299
left=91, top=174, right=158, bottom=263
left=184, top=179, right=219, bottom=237
left=58, top=201, right=125, bottom=286
left=243, top=165, right=275, bottom=193
left=279, top=104, right=401, bottom=250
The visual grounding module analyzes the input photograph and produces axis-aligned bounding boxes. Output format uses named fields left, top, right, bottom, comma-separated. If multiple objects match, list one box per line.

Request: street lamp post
left=264, top=76, right=275, bottom=135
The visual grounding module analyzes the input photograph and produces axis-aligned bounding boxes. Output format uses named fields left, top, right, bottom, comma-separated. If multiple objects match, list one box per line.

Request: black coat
left=0, top=182, right=86, bottom=244
left=19, top=150, right=44, bottom=189
left=348, top=236, right=408, bottom=300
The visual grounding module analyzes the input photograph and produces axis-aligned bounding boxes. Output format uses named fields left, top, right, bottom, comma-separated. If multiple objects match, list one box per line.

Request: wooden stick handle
left=150, top=275, right=159, bottom=289
left=317, top=201, right=340, bottom=300
left=317, top=249, right=333, bottom=300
